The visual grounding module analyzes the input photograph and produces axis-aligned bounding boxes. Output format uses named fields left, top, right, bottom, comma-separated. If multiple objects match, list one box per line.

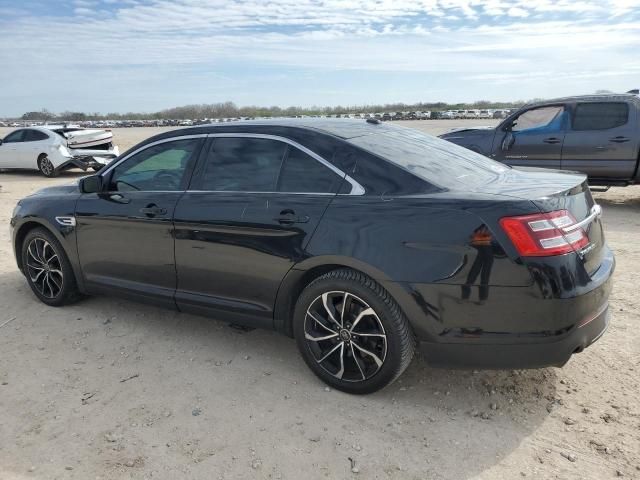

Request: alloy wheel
left=40, top=157, right=54, bottom=176
left=26, top=238, right=63, bottom=298
left=304, top=291, right=387, bottom=382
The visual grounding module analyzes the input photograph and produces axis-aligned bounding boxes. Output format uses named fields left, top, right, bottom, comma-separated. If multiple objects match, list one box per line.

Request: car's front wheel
left=21, top=228, right=81, bottom=306
left=294, top=269, right=415, bottom=394
left=37, top=155, right=58, bottom=177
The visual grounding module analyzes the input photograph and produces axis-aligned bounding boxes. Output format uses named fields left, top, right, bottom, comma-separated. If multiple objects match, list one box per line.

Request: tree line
left=15, top=99, right=536, bottom=122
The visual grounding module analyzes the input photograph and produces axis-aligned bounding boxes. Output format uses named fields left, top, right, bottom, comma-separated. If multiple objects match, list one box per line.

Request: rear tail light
left=499, top=210, right=589, bottom=257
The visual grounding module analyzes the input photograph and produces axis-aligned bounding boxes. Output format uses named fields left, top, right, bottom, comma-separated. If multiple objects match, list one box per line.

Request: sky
left=0, top=0, right=639, bottom=116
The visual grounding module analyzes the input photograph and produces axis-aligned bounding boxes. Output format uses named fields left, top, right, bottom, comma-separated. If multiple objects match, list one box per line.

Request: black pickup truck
left=439, top=94, right=640, bottom=187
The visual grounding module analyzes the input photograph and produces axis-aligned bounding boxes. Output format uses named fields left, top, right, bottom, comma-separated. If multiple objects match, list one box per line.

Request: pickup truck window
left=511, top=106, right=564, bottom=133
left=572, top=102, right=628, bottom=131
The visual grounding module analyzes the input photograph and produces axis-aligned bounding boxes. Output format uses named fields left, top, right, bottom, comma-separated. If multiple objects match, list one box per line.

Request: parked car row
left=0, top=109, right=518, bottom=129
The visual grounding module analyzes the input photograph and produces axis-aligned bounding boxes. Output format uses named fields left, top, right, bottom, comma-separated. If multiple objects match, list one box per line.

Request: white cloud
left=507, top=7, right=529, bottom=17
left=0, top=0, right=639, bottom=113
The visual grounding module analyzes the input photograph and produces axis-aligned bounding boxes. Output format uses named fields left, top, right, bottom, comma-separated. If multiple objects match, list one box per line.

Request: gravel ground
left=0, top=121, right=638, bottom=480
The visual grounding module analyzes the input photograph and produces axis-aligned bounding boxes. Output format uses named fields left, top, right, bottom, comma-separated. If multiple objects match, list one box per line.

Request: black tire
left=21, top=227, right=81, bottom=306
left=293, top=269, right=415, bottom=394
left=38, top=155, right=58, bottom=178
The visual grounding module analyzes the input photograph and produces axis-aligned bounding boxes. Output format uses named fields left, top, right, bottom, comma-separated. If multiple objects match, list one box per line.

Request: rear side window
left=278, top=147, right=343, bottom=193
left=201, top=137, right=286, bottom=191
left=572, top=102, right=628, bottom=130
left=24, top=130, right=49, bottom=141
left=349, top=128, right=508, bottom=190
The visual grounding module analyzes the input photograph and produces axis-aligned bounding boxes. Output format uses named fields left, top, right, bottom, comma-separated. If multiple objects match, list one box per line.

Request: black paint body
left=11, top=119, right=614, bottom=368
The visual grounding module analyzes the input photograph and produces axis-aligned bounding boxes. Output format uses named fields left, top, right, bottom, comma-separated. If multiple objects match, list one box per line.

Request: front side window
left=572, top=102, right=628, bottom=131
left=108, top=138, right=200, bottom=192
left=511, top=106, right=565, bottom=133
left=201, top=137, right=286, bottom=191
left=3, top=130, right=26, bottom=143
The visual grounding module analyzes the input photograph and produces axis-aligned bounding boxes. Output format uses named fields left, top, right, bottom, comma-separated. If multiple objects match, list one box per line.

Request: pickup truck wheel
left=38, top=155, right=58, bottom=178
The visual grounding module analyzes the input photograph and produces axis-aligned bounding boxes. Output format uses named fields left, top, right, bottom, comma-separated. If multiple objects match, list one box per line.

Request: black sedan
left=10, top=119, right=614, bottom=394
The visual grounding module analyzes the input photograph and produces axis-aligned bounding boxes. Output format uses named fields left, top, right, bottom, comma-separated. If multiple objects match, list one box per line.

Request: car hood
left=439, top=126, right=496, bottom=137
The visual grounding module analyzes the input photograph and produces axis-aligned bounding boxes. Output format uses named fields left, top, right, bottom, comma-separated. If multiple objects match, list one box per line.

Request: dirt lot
left=0, top=122, right=638, bottom=480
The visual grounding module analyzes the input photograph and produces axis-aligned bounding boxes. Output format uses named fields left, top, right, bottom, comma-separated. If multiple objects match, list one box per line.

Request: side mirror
left=79, top=175, right=103, bottom=193
left=501, top=131, right=515, bottom=151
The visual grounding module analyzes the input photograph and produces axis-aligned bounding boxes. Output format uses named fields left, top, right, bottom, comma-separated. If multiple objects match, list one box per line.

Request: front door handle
left=108, top=193, right=130, bottom=204
left=609, top=136, right=630, bottom=143
left=543, top=137, right=561, bottom=144
left=140, top=204, right=167, bottom=216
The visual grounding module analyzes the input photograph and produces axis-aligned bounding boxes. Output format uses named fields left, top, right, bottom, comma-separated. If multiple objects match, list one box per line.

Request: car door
left=75, top=135, right=205, bottom=306
left=562, top=101, right=638, bottom=180
left=492, top=105, right=567, bottom=169
left=0, top=129, right=27, bottom=167
left=173, top=134, right=349, bottom=328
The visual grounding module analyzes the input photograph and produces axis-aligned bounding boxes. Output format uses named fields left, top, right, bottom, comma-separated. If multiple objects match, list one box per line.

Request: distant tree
left=22, top=108, right=55, bottom=121
left=59, top=111, right=87, bottom=121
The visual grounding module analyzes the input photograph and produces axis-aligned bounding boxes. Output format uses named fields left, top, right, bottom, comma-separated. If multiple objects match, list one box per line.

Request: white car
left=0, top=126, right=119, bottom=177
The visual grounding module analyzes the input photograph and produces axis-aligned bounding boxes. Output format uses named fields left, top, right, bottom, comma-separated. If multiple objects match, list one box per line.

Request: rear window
left=349, top=128, right=508, bottom=190
left=572, top=102, right=628, bottom=130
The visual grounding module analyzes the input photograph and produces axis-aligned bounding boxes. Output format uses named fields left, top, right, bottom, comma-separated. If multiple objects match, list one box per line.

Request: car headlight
left=11, top=202, right=21, bottom=220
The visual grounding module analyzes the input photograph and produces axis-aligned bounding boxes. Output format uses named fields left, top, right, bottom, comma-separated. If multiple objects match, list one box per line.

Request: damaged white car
left=0, top=125, right=119, bottom=177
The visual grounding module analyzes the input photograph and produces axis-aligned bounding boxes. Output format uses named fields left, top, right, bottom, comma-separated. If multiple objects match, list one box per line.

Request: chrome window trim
left=99, top=134, right=209, bottom=178
left=99, top=132, right=365, bottom=196
left=203, top=133, right=364, bottom=195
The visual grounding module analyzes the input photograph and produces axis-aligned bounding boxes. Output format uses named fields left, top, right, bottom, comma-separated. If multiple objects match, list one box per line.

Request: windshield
left=349, top=127, right=509, bottom=190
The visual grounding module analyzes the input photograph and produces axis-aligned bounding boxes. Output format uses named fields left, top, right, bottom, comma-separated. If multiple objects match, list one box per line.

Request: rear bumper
left=419, top=303, right=609, bottom=369
left=408, top=247, right=615, bottom=369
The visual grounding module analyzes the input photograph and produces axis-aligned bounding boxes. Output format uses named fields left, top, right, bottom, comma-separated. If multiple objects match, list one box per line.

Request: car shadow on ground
left=0, top=267, right=558, bottom=478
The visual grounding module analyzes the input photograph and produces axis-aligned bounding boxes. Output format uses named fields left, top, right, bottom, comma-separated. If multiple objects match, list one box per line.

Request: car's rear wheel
left=21, top=228, right=81, bottom=306
left=293, top=269, right=415, bottom=394
left=37, top=155, right=58, bottom=177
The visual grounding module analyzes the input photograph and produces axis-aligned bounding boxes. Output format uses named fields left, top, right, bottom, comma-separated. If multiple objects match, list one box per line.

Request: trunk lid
left=64, top=129, right=113, bottom=149
left=476, top=167, right=605, bottom=274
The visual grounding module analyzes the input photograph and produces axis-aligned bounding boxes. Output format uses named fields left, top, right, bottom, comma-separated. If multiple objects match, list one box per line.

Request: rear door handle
left=140, top=204, right=167, bottom=216
left=543, top=137, right=561, bottom=144
left=609, top=136, right=630, bottom=143
left=274, top=209, right=310, bottom=225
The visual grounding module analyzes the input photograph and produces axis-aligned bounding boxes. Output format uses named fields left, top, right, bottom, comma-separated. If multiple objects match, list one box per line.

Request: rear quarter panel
left=304, top=195, right=534, bottom=286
